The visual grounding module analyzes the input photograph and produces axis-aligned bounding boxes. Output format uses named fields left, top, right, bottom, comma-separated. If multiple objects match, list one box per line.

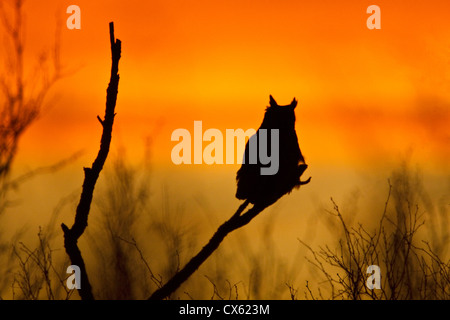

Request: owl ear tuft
left=269, top=95, right=278, bottom=107
left=290, top=98, right=297, bottom=109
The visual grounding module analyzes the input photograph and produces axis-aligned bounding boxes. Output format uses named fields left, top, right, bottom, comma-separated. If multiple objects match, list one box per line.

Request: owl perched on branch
left=236, top=95, right=310, bottom=207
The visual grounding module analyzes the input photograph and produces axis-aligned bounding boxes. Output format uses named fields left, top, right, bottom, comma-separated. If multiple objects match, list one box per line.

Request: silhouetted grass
left=300, top=162, right=449, bottom=300
left=8, top=193, right=78, bottom=300
left=3, top=150, right=447, bottom=300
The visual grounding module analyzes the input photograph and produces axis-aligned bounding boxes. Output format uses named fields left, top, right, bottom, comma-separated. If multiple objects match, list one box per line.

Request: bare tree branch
left=60, top=22, right=121, bottom=300
left=148, top=199, right=275, bottom=300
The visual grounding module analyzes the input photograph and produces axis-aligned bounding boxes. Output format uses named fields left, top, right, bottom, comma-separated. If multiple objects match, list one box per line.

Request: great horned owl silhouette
left=236, top=95, right=310, bottom=207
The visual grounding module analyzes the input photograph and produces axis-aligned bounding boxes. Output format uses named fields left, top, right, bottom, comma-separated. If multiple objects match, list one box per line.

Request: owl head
left=261, top=95, right=297, bottom=130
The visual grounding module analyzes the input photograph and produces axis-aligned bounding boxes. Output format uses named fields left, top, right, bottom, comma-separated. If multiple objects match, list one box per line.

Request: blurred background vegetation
left=0, top=149, right=448, bottom=300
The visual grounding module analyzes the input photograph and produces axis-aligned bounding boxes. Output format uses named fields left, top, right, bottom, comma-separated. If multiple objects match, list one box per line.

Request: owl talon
left=299, top=177, right=311, bottom=185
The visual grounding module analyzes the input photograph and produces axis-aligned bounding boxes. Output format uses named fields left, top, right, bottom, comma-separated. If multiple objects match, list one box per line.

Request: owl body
left=236, top=95, right=310, bottom=207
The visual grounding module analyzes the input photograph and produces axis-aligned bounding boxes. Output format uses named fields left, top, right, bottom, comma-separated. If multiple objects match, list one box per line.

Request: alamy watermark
left=66, top=5, right=81, bottom=29
left=171, top=121, right=280, bottom=175
left=66, top=265, right=81, bottom=289
left=366, top=265, right=381, bottom=290
left=65, top=263, right=381, bottom=290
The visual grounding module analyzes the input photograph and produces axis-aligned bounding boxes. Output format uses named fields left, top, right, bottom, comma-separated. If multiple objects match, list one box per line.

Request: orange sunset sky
left=0, top=0, right=447, bottom=230
left=5, top=0, right=448, bottom=172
